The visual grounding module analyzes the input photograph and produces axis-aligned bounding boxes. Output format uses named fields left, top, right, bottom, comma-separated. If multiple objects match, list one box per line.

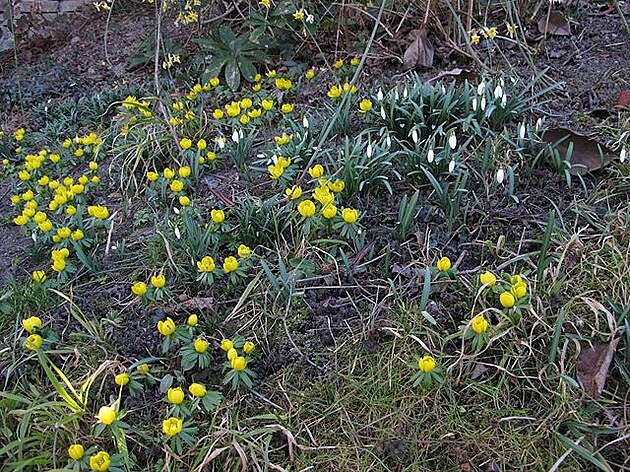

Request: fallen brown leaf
left=542, top=128, right=612, bottom=175
left=615, top=90, right=630, bottom=109
left=576, top=338, right=619, bottom=399
left=163, top=297, right=214, bottom=313
left=403, top=28, right=434, bottom=70
left=538, top=10, right=571, bottom=36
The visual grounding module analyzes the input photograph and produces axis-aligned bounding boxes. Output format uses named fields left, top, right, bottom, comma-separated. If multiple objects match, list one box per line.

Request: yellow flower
left=343, top=82, right=357, bottom=94
left=350, top=57, right=360, bottom=66
left=87, top=205, right=109, bottom=219
left=252, top=83, right=262, bottom=92
left=162, top=417, right=183, bottom=436
left=151, top=274, right=166, bottom=288
left=157, top=317, right=176, bottom=336
left=499, top=291, right=515, bottom=308
left=418, top=354, right=436, bottom=373
left=436, top=256, right=451, bottom=272
left=10, top=195, right=20, bottom=205
left=137, top=363, right=150, bottom=375
left=22, top=316, right=42, bottom=333
left=510, top=274, right=523, bottom=285
left=72, top=229, right=84, bottom=241
left=274, top=133, right=292, bottom=146
left=328, top=179, right=345, bottom=193
left=179, top=137, right=192, bottom=150
left=14, top=127, right=25, bottom=141
left=68, top=444, right=85, bottom=460
left=484, top=26, right=497, bottom=40
left=297, top=200, right=316, bottom=218
left=194, top=337, right=209, bottom=353
left=212, top=108, right=224, bottom=119
left=225, top=101, right=241, bottom=117
left=268, top=162, right=284, bottom=180
left=511, top=281, right=527, bottom=299
left=115, top=373, right=130, bottom=386
left=207, top=151, right=217, bottom=161
left=333, top=59, right=344, bottom=69
left=281, top=103, right=294, bottom=113
left=74, top=148, right=84, bottom=157
left=308, top=164, right=324, bottom=178
left=266, top=69, right=277, bottom=78
left=13, top=215, right=28, bottom=226
left=471, top=33, right=480, bottom=45
left=506, top=22, right=516, bottom=38
left=197, top=256, right=216, bottom=272
left=189, top=383, right=207, bottom=397
left=89, top=451, right=111, bottom=472
left=96, top=406, right=116, bottom=425
left=179, top=195, right=190, bottom=207
left=52, top=258, right=66, bottom=273
left=178, top=166, right=191, bottom=178
left=358, top=98, right=373, bottom=113
left=243, top=341, right=255, bottom=354
left=293, top=8, right=305, bottom=20
left=261, top=99, right=273, bottom=111
left=57, top=227, right=72, bottom=239
left=275, top=78, right=292, bottom=90
left=18, top=170, right=30, bottom=181
left=341, top=208, right=358, bottom=224
left=327, top=85, right=342, bottom=99
left=211, top=209, right=225, bottom=223
left=305, top=69, right=315, bottom=80
left=223, top=256, right=239, bottom=274
left=472, top=315, right=489, bottom=334
left=221, top=339, right=234, bottom=351
left=25, top=333, right=43, bottom=350
left=260, top=1, right=271, bottom=10
left=240, top=97, right=253, bottom=109
left=238, top=244, right=252, bottom=259
left=131, top=281, right=147, bottom=296
left=210, top=77, right=220, bottom=86
left=231, top=356, right=247, bottom=371
left=32, top=270, right=47, bottom=283
left=187, top=314, right=198, bottom=326
left=167, top=386, right=185, bottom=405
left=285, top=185, right=302, bottom=200
left=480, top=271, right=496, bottom=287
left=321, top=204, right=337, bottom=219
left=50, top=153, right=60, bottom=163
left=248, top=108, right=262, bottom=118
left=313, top=186, right=334, bottom=205
left=227, top=347, right=238, bottom=361
left=170, top=179, right=184, bottom=192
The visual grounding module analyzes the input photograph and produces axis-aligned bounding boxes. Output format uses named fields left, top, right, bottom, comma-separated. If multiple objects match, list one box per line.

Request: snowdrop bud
left=303, top=116, right=309, bottom=128
left=394, top=89, right=399, bottom=101
left=494, top=85, right=503, bottom=99
left=403, top=86, right=408, bottom=98
left=477, top=82, right=485, bottom=95
left=449, top=160, right=455, bottom=173
left=367, top=143, right=373, bottom=158
left=174, top=227, right=181, bottom=239
left=239, top=129, right=244, bottom=139
left=173, top=207, right=180, bottom=215
left=621, top=148, right=627, bottom=163
left=535, top=117, right=542, bottom=132
left=441, top=84, right=446, bottom=94
left=501, top=94, right=507, bottom=107
left=386, top=135, right=391, bottom=148
left=519, top=123, right=526, bottom=140
left=427, top=149, right=435, bottom=163
left=480, top=96, right=487, bottom=111
left=472, top=98, right=478, bottom=111
left=380, top=107, right=386, bottom=120
left=377, top=89, right=384, bottom=101
left=496, top=168, right=505, bottom=184
left=411, top=129, right=419, bottom=143
left=448, top=133, right=457, bottom=150
left=218, top=136, right=225, bottom=149
left=231, top=130, right=239, bottom=143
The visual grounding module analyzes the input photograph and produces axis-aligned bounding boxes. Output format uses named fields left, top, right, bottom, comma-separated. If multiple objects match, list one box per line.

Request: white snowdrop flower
left=377, top=89, right=384, bottom=101
left=110, top=244, right=117, bottom=251
left=411, top=128, right=419, bottom=143
left=303, top=116, right=309, bottom=128
left=480, top=96, right=487, bottom=111
left=494, top=85, right=503, bottom=99
left=501, top=94, right=507, bottom=107
left=306, top=14, right=314, bottom=24
left=403, top=86, right=408, bottom=98
left=231, top=129, right=239, bottom=143
left=239, top=129, right=244, bottom=139
left=399, top=123, right=405, bottom=128
left=31, top=232, right=37, bottom=242
left=621, top=148, right=627, bottom=163
left=449, top=159, right=455, bottom=173
left=472, top=97, right=478, bottom=111
left=380, top=107, right=386, bottom=120
left=496, top=168, right=505, bottom=184
left=441, top=84, right=446, bottom=94
left=217, top=136, right=225, bottom=149
left=173, top=207, right=180, bottom=215
left=448, top=133, right=457, bottom=150
left=500, top=77, right=505, bottom=87
left=535, top=117, right=542, bottom=132
left=519, top=123, right=526, bottom=140
left=477, top=81, right=486, bottom=95
left=427, top=149, right=435, bottom=163
left=394, top=88, right=399, bottom=101
left=367, top=143, right=373, bottom=158
left=174, top=227, right=181, bottom=239
left=386, top=135, right=392, bottom=148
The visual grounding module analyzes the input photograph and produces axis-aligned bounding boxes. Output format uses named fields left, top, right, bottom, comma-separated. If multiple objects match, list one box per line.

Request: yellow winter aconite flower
left=231, top=356, right=247, bottom=371
left=137, top=363, right=150, bottom=375
left=207, top=151, right=217, bottom=161
left=179, top=137, right=192, bottom=150
left=170, top=180, right=184, bottom=192
left=240, top=114, right=250, bottom=125
left=197, top=256, right=216, bottom=272
left=308, top=164, right=324, bottom=178
left=252, top=83, right=262, bottom=92
left=227, top=347, right=238, bottom=361
left=32, top=270, right=47, bottom=283
left=274, top=133, right=293, bottom=146
left=57, top=227, right=72, bottom=239
left=298, top=200, right=316, bottom=218
left=293, top=8, right=305, bottom=20
left=225, top=101, right=241, bottom=117
left=178, top=166, right=191, bottom=178
left=72, top=229, right=84, bottom=241
left=484, top=26, right=498, bottom=39
left=261, top=99, right=273, bottom=111
left=321, top=204, right=337, bottom=219
left=211, top=209, right=225, bottom=223
left=221, top=339, right=234, bottom=351
left=212, top=108, right=224, bottom=119
left=131, top=281, right=147, bottom=296
left=238, top=244, right=252, bottom=259
left=358, top=98, right=373, bottom=113
left=210, top=77, right=220, bottom=87
left=281, top=103, right=294, bottom=113
left=18, top=170, right=30, bottom=181
left=14, top=215, right=28, bottom=226
left=89, top=451, right=111, bottom=472
left=259, top=0, right=270, bottom=8
left=162, top=417, right=183, bottom=436
left=418, top=354, right=436, bottom=373
left=506, top=22, right=516, bottom=38
left=179, top=195, right=190, bottom=207
left=243, top=341, right=255, bottom=354
left=87, top=205, right=109, bottom=219
left=115, top=373, right=130, bottom=386
left=14, top=127, right=25, bottom=141
left=151, top=274, right=166, bottom=288
left=167, top=387, right=185, bottom=405
left=328, top=179, right=345, bottom=193
left=511, top=281, right=527, bottom=299
left=268, top=162, right=284, bottom=180
left=327, top=85, right=342, bottom=99
left=350, top=57, right=360, bottom=66
left=223, top=256, right=239, bottom=274
left=33, top=211, right=47, bottom=224
left=341, top=208, right=358, bottom=224
left=96, top=406, right=116, bottom=425
left=480, top=271, right=496, bottom=286
left=26, top=334, right=43, bottom=350
left=436, top=256, right=451, bottom=272
left=187, top=314, right=198, bottom=326
left=189, top=382, right=207, bottom=397
left=313, top=186, right=334, bottom=205
left=305, top=69, right=315, bottom=80
left=510, top=274, right=523, bottom=285
left=499, top=291, right=515, bottom=308
left=157, top=317, right=176, bottom=336
left=248, top=108, right=262, bottom=118
left=333, top=58, right=344, bottom=69
left=275, top=78, right=292, bottom=90
left=472, top=315, right=489, bottom=334
left=285, top=185, right=302, bottom=200
left=68, top=444, right=85, bottom=460
left=194, top=337, right=209, bottom=353
left=22, top=316, right=42, bottom=333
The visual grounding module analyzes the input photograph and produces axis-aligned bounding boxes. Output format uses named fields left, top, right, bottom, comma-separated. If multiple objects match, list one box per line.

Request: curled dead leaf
left=538, top=10, right=571, bottom=36
left=542, top=128, right=612, bottom=175
left=576, top=339, right=618, bottom=399
left=615, top=90, right=630, bottom=109
left=403, top=28, right=434, bottom=70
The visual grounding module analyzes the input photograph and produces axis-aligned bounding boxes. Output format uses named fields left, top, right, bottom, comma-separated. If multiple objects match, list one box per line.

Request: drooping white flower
left=427, top=149, right=435, bottom=163
left=303, top=116, right=309, bottom=128
left=501, top=94, right=507, bottom=107
left=519, top=123, right=526, bottom=140
left=480, top=96, right=487, bottom=111
left=448, top=159, right=455, bottom=173
left=448, top=133, right=457, bottom=150
left=411, top=128, right=419, bottom=143
left=217, top=136, right=226, bottom=149
left=377, top=89, right=384, bottom=101
left=472, top=97, right=478, bottom=111
left=494, top=85, right=503, bottom=99
left=477, top=82, right=486, bottom=95
left=535, top=117, right=542, bottom=132
left=232, top=129, right=240, bottom=143
left=496, top=168, right=505, bottom=184
left=174, top=227, right=181, bottom=239
left=380, top=107, right=386, bottom=120
left=386, top=135, right=392, bottom=148
left=367, top=143, right=373, bottom=158
left=621, top=148, right=627, bottom=163
left=403, top=86, right=408, bottom=98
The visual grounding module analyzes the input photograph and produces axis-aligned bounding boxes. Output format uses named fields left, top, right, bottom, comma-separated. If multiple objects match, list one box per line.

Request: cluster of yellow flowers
left=327, top=82, right=357, bottom=99
left=22, top=315, right=43, bottom=351
left=470, top=22, right=516, bottom=45
left=197, top=244, right=251, bottom=274
left=221, top=338, right=255, bottom=372
left=68, top=443, right=112, bottom=471
left=131, top=274, right=166, bottom=298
